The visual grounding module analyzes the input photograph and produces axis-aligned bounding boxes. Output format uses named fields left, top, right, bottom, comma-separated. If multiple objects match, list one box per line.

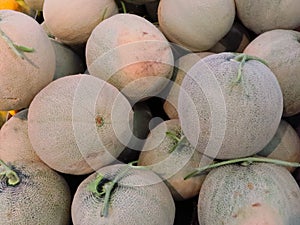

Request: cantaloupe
left=0, top=10, right=55, bottom=111
left=258, top=120, right=300, bottom=172
left=163, top=52, right=214, bottom=119
left=198, top=163, right=300, bottom=225
left=43, top=0, right=118, bottom=45
left=0, top=160, right=71, bottom=224
left=28, top=74, right=133, bottom=175
left=158, top=0, right=236, bottom=51
left=178, top=52, right=283, bottom=159
left=243, top=29, right=300, bottom=117
left=0, top=109, right=41, bottom=163
left=138, top=119, right=213, bottom=200
left=71, top=163, right=175, bottom=225
left=86, top=13, right=174, bottom=102
left=235, top=0, right=300, bottom=34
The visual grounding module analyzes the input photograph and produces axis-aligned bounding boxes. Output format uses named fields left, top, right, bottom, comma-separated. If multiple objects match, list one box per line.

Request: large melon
left=198, top=163, right=300, bottom=225
left=71, top=163, right=175, bottom=225
left=178, top=52, right=283, bottom=159
left=28, top=74, right=133, bottom=175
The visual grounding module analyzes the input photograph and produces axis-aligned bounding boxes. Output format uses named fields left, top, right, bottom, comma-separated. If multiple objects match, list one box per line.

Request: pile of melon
left=0, top=0, right=300, bottom=224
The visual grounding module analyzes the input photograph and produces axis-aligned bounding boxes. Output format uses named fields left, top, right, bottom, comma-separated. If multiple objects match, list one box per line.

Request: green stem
left=120, top=1, right=127, bottom=14
left=184, top=156, right=300, bottom=180
left=0, top=27, right=34, bottom=60
left=231, top=53, right=268, bottom=85
left=166, top=131, right=188, bottom=153
left=101, top=165, right=132, bottom=217
left=0, top=160, right=20, bottom=186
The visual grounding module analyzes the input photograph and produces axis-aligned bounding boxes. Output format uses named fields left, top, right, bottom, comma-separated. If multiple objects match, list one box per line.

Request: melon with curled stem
left=0, top=160, right=71, bottom=225
left=178, top=52, right=283, bottom=159
left=71, top=163, right=175, bottom=225
left=138, top=119, right=213, bottom=201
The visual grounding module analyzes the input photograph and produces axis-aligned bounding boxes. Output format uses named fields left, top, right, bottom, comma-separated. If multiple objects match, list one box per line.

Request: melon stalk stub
left=0, top=161, right=71, bottom=225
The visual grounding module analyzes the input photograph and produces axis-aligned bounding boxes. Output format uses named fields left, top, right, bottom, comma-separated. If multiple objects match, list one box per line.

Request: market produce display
left=0, top=0, right=300, bottom=224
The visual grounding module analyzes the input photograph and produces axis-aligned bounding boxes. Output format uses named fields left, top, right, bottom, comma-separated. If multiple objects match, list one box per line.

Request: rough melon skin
left=258, top=120, right=300, bottom=172
left=71, top=164, right=175, bottom=225
left=0, top=160, right=71, bottom=225
left=138, top=119, right=211, bottom=201
left=28, top=74, right=133, bottom=175
left=235, top=0, right=300, bottom=34
left=198, top=163, right=300, bottom=225
left=178, top=52, right=283, bottom=159
left=243, top=29, right=300, bottom=117
left=86, top=13, right=174, bottom=102
left=163, top=52, right=214, bottom=119
left=0, top=109, right=41, bottom=163
left=43, top=0, right=118, bottom=45
left=158, top=0, right=236, bottom=52
left=0, top=10, right=55, bottom=111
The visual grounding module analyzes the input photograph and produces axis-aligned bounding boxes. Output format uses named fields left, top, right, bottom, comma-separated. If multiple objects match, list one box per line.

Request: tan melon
left=258, top=120, right=300, bottom=172
left=158, top=0, right=236, bottom=52
left=198, top=163, right=300, bottom=225
left=43, top=0, right=118, bottom=45
left=243, top=29, right=300, bottom=116
left=138, top=119, right=213, bottom=200
left=163, top=52, right=214, bottom=119
left=178, top=52, right=283, bottom=159
left=0, top=10, right=55, bottom=111
left=28, top=74, right=133, bottom=175
left=0, top=109, right=41, bottom=163
left=71, top=163, right=175, bottom=225
left=0, top=160, right=71, bottom=224
left=235, top=0, right=300, bottom=34
left=86, top=13, right=174, bottom=102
